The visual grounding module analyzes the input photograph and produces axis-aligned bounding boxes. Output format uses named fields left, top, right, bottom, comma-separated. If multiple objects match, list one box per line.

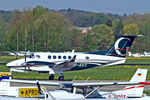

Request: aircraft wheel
left=49, top=75, right=54, bottom=80
left=59, top=76, right=64, bottom=81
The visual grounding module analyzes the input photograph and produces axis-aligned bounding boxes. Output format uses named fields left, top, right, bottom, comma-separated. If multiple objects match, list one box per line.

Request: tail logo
left=114, top=37, right=130, bottom=56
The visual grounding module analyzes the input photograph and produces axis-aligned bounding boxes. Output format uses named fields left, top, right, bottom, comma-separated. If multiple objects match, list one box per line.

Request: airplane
left=1, top=68, right=150, bottom=100
left=144, top=52, right=150, bottom=57
left=9, top=51, right=32, bottom=57
left=6, top=35, right=136, bottom=80
left=128, top=52, right=145, bottom=57
left=99, top=68, right=148, bottom=99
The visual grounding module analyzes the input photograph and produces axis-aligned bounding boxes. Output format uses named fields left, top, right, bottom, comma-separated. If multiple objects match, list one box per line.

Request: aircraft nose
left=6, top=59, right=25, bottom=67
left=6, top=61, right=17, bottom=67
left=6, top=62, right=11, bottom=67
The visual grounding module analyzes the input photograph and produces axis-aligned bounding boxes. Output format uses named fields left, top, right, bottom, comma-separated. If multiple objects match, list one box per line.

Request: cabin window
left=48, top=55, right=51, bottom=59
left=53, top=55, right=56, bottom=59
left=58, top=56, right=61, bottom=59
left=63, top=56, right=66, bottom=59
left=36, top=55, right=40, bottom=59
left=29, top=53, right=34, bottom=58
left=68, top=56, right=72, bottom=59
left=86, top=56, right=89, bottom=60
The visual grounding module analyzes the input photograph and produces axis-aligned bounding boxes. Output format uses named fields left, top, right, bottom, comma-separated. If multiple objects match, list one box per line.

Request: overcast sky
left=0, top=0, right=150, bottom=15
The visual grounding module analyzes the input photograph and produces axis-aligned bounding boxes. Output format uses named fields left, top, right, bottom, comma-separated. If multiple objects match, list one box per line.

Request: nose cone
left=6, top=62, right=13, bottom=67
left=6, top=59, right=25, bottom=67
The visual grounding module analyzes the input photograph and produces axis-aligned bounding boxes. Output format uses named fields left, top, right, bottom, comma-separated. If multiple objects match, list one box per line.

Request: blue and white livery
left=6, top=35, right=136, bottom=80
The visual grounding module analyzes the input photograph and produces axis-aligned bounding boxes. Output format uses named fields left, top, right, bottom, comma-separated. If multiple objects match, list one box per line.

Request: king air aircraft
left=7, top=35, right=136, bottom=80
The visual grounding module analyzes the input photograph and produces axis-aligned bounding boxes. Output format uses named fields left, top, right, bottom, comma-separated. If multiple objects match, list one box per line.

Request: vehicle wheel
left=9, top=75, right=13, bottom=80
left=59, top=76, right=64, bottom=81
left=49, top=75, right=54, bottom=80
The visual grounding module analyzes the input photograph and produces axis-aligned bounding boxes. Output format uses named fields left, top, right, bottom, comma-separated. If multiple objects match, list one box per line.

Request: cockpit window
left=29, top=53, right=35, bottom=58
left=36, top=55, right=40, bottom=59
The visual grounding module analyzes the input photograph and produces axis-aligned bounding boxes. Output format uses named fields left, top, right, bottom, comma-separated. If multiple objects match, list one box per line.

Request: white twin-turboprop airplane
left=1, top=68, right=150, bottom=100
left=6, top=35, right=136, bottom=80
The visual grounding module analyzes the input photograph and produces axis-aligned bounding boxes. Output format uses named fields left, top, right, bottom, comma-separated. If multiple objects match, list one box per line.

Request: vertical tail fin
left=106, top=35, right=136, bottom=57
left=129, top=68, right=147, bottom=83
left=115, top=68, right=148, bottom=98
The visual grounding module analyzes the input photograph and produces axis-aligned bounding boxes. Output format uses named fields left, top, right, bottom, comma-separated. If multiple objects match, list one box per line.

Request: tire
left=49, top=75, right=54, bottom=80
left=59, top=76, right=64, bottom=81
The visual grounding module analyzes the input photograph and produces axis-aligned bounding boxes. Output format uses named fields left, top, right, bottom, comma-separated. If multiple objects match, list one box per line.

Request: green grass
left=125, top=59, right=150, bottom=64
left=1, top=57, right=150, bottom=95
left=144, top=90, right=150, bottom=96
left=0, top=57, right=150, bottom=80
left=0, top=58, right=16, bottom=63
left=1, top=65, right=150, bottom=80
left=0, top=56, right=23, bottom=63
left=63, top=65, right=150, bottom=80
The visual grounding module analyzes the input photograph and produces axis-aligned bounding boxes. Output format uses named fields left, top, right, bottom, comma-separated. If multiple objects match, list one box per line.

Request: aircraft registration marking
left=19, top=88, right=44, bottom=97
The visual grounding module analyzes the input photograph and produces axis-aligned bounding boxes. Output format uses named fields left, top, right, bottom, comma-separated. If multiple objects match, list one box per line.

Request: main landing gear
left=49, top=73, right=64, bottom=81
left=49, top=74, right=54, bottom=80
left=58, top=73, right=64, bottom=81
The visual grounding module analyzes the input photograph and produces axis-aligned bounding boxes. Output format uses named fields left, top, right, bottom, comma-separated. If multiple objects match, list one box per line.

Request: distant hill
left=0, top=10, right=13, bottom=23
left=58, top=8, right=124, bottom=27
left=0, top=9, right=124, bottom=27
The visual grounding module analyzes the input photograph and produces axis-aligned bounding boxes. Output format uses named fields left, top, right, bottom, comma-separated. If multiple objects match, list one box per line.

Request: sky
left=0, top=0, right=150, bottom=15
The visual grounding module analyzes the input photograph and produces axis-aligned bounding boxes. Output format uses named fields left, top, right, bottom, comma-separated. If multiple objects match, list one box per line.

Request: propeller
left=24, top=51, right=27, bottom=72
left=23, top=50, right=29, bottom=73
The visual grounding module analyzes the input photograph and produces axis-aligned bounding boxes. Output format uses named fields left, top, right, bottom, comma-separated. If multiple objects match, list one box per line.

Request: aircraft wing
left=72, top=82, right=142, bottom=88
left=52, top=55, right=76, bottom=71
left=2, top=79, right=150, bottom=88
left=2, top=79, right=59, bottom=86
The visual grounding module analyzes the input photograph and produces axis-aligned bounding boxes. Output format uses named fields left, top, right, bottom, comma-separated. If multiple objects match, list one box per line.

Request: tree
left=123, top=23, right=139, bottom=35
left=6, top=6, right=82, bottom=52
left=89, top=24, right=114, bottom=50
left=106, top=19, right=112, bottom=27
left=112, top=19, right=123, bottom=39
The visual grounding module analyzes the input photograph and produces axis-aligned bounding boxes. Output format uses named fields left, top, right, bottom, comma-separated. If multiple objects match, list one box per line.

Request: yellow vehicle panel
left=20, top=88, right=44, bottom=97
left=0, top=73, right=10, bottom=77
